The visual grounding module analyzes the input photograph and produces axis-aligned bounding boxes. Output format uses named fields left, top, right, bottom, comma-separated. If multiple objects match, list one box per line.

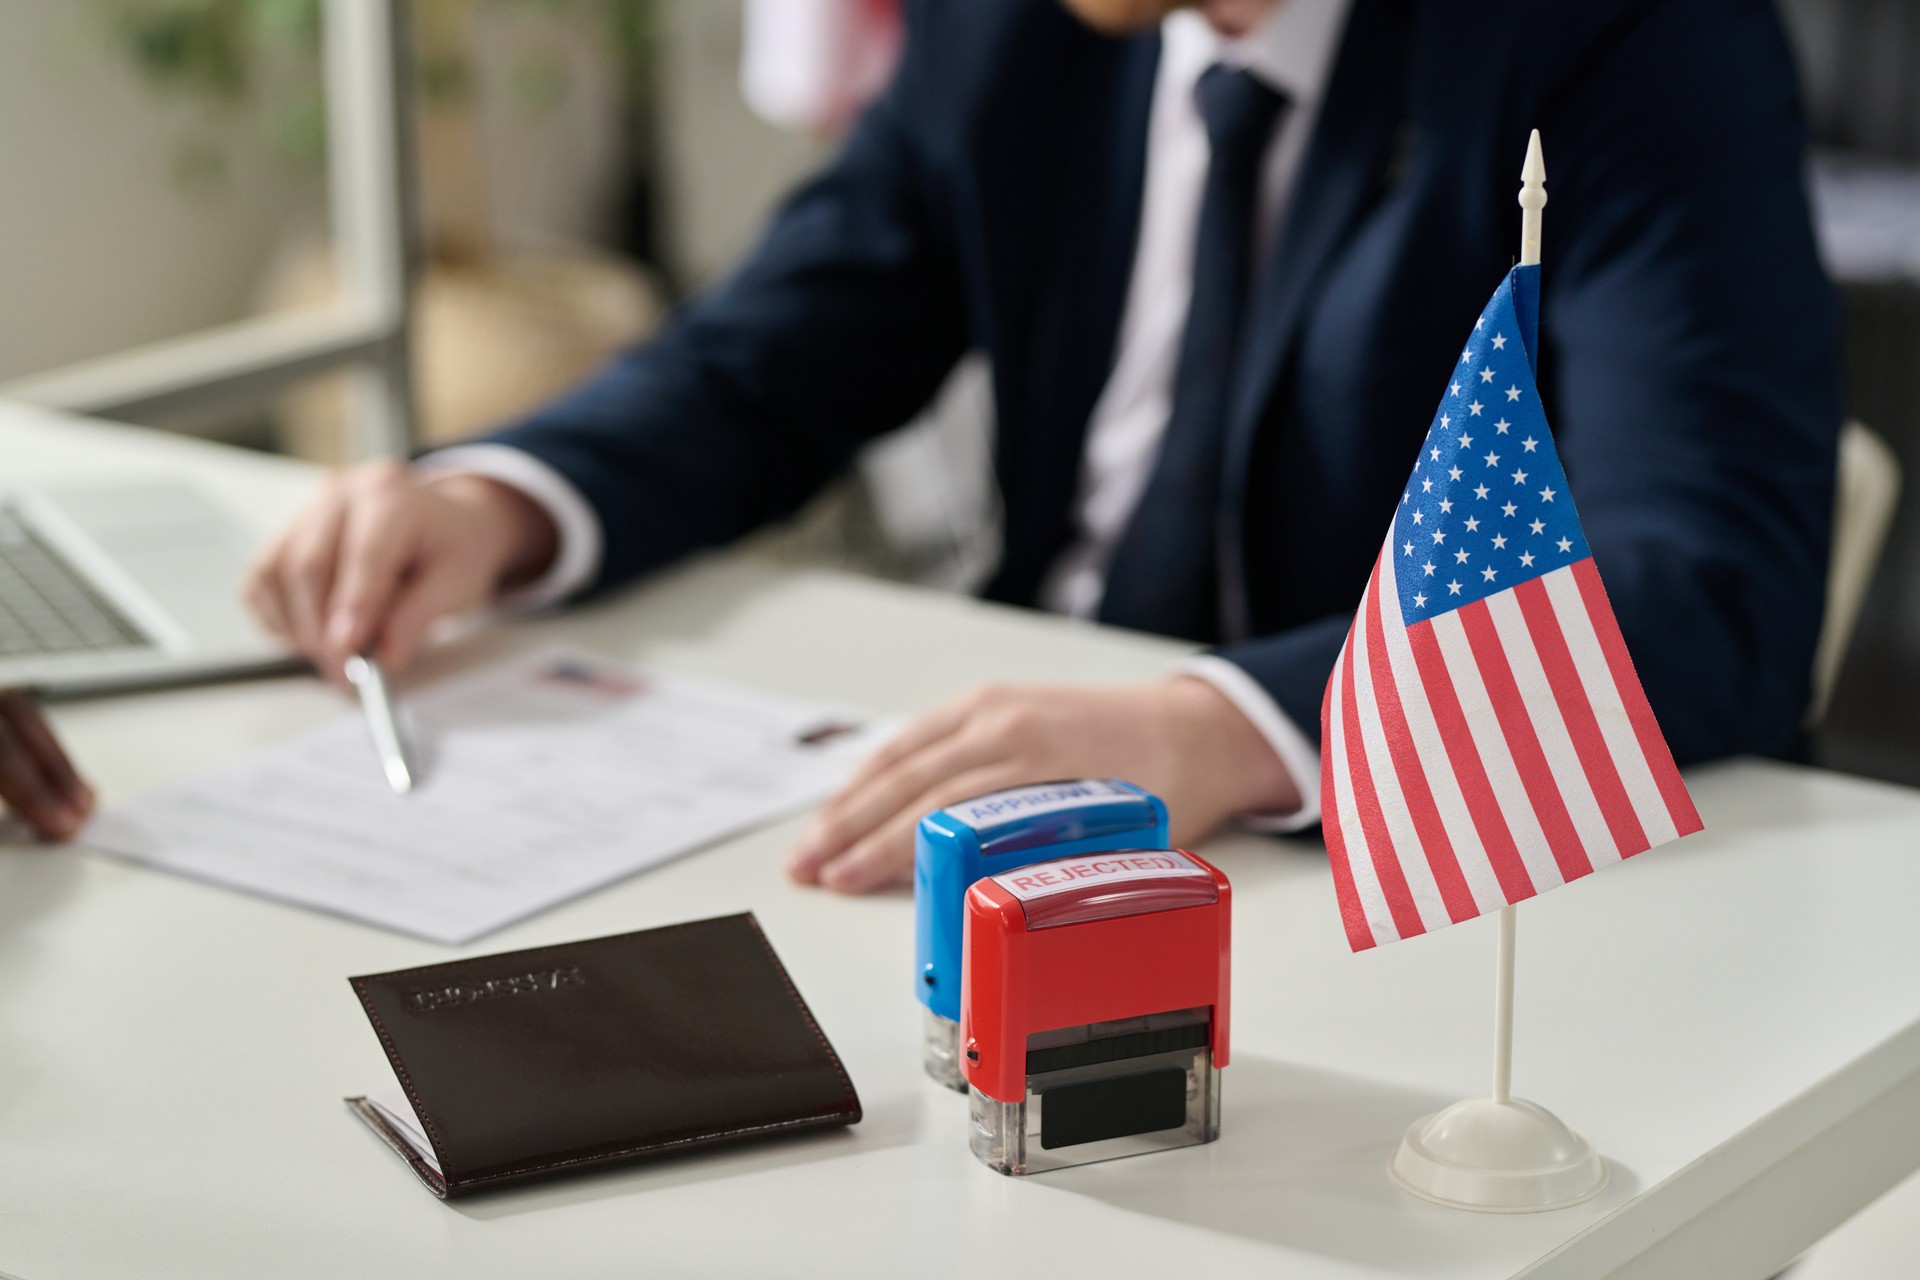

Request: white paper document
left=84, top=651, right=884, bottom=943
left=364, top=1086, right=440, bottom=1173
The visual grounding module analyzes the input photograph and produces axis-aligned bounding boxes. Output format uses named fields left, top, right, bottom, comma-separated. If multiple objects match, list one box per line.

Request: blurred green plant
left=92, top=0, right=657, bottom=185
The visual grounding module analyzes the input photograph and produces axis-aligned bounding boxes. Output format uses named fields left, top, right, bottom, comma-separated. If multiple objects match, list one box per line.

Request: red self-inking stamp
left=959, top=849, right=1230, bottom=1175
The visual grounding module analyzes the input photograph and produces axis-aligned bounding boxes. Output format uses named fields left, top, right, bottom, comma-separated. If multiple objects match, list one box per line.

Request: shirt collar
left=1162, top=0, right=1353, bottom=106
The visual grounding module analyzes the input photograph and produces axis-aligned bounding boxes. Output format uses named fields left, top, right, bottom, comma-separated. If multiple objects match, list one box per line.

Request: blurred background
left=0, top=0, right=1914, bottom=792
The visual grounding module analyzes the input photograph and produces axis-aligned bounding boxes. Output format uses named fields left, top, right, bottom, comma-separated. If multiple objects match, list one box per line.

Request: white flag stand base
left=1389, top=1096, right=1608, bottom=1213
left=1390, top=901, right=1608, bottom=1212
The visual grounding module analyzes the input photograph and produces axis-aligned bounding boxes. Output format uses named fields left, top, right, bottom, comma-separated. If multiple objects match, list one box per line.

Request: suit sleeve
left=475, top=47, right=968, bottom=596
left=1530, top=0, right=1842, bottom=764
left=1210, top=0, right=1843, bottom=768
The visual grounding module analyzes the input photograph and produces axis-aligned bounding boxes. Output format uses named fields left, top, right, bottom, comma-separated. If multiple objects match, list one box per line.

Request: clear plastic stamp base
left=923, top=1009, right=967, bottom=1092
left=970, top=1042, right=1220, bottom=1175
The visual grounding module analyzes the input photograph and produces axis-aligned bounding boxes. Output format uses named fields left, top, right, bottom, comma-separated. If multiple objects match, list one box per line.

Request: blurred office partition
left=1782, top=0, right=1920, bottom=786
left=0, top=4, right=324, bottom=407
left=0, top=0, right=417, bottom=459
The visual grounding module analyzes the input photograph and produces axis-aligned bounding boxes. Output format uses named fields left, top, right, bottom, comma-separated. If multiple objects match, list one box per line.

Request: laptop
left=0, top=482, right=299, bottom=698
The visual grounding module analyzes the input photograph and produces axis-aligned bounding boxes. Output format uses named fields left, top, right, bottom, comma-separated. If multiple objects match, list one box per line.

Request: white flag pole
left=1493, top=904, right=1516, bottom=1104
left=1388, top=130, right=1607, bottom=1213
left=1491, top=132, right=1545, bottom=1110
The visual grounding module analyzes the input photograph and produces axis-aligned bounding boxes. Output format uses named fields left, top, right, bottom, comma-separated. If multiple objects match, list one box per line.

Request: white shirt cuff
left=1178, top=654, right=1323, bottom=834
left=414, top=444, right=603, bottom=611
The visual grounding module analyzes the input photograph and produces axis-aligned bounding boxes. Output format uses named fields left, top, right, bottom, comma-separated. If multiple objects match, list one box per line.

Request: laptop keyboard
left=0, top=506, right=152, bottom=656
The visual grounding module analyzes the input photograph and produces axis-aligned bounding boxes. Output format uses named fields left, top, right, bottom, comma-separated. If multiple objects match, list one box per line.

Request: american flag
left=1321, top=264, right=1702, bottom=951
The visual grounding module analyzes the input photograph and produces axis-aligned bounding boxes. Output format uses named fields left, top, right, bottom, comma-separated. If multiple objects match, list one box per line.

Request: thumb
left=374, top=558, right=493, bottom=671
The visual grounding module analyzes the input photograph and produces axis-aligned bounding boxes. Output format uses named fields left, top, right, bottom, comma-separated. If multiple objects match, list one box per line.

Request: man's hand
left=244, top=461, right=559, bottom=679
left=787, top=676, right=1301, bottom=893
left=0, top=690, right=93, bottom=842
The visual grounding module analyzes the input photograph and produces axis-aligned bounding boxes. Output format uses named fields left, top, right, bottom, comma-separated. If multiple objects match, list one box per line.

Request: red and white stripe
left=1321, top=540, right=1702, bottom=951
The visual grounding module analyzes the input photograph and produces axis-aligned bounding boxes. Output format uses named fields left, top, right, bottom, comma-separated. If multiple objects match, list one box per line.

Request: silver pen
left=343, top=653, right=415, bottom=795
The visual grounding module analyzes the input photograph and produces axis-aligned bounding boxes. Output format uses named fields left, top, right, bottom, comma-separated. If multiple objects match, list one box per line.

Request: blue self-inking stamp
left=913, top=778, right=1168, bottom=1090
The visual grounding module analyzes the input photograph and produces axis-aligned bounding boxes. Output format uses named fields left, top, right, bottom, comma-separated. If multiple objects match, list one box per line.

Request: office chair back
left=1808, top=420, right=1902, bottom=725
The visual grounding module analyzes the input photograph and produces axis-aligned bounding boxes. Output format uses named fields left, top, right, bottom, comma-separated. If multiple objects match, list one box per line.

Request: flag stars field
left=1385, top=277, right=1590, bottom=627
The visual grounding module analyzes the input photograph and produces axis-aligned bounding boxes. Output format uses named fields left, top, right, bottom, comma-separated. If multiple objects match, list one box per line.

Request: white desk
left=3, top=403, right=1918, bottom=1280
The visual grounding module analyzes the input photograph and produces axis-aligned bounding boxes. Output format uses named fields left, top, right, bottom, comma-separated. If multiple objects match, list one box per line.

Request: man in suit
left=246, top=0, right=1842, bottom=892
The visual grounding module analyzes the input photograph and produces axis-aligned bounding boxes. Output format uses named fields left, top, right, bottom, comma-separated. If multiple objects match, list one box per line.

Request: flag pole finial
left=1519, top=129, right=1546, bottom=267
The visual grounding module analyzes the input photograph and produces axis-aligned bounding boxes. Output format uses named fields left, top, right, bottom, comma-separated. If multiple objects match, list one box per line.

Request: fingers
left=247, top=483, right=349, bottom=676
left=375, top=557, right=488, bottom=671
left=243, top=550, right=292, bottom=642
left=788, top=683, right=1061, bottom=894
left=246, top=464, right=544, bottom=680
left=0, top=690, right=87, bottom=803
left=795, top=729, right=999, bottom=875
left=0, top=726, right=60, bottom=840
left=244, top=461, right=434, bottom=679
left=0, top=690, right=91, bottom=841
left=788, top=697, right=1007, bottom=883
left=323, top=471, right=419, bottom=667
left=786, top=681, right=1206, bottom=895
left=816, top=766, right=1019, bottom=894
left=829, top=687, right=985, bottom=798
left=284, top=500, right=350, bottom=668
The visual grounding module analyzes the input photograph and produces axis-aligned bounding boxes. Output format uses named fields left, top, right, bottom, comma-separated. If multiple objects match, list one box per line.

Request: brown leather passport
left=345, top=913, right=861, bottom=1198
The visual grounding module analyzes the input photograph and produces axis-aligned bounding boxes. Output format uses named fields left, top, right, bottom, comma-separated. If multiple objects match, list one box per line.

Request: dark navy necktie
left=1098, top=65, right=1289, bottom=641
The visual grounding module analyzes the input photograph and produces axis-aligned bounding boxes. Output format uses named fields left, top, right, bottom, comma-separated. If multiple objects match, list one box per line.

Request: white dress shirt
left=425, top=0, right=1354, bottom=830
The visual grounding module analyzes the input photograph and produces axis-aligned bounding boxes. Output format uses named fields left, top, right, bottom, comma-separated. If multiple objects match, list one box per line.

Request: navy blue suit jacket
left=487, top=0, right=1842, bottom=766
